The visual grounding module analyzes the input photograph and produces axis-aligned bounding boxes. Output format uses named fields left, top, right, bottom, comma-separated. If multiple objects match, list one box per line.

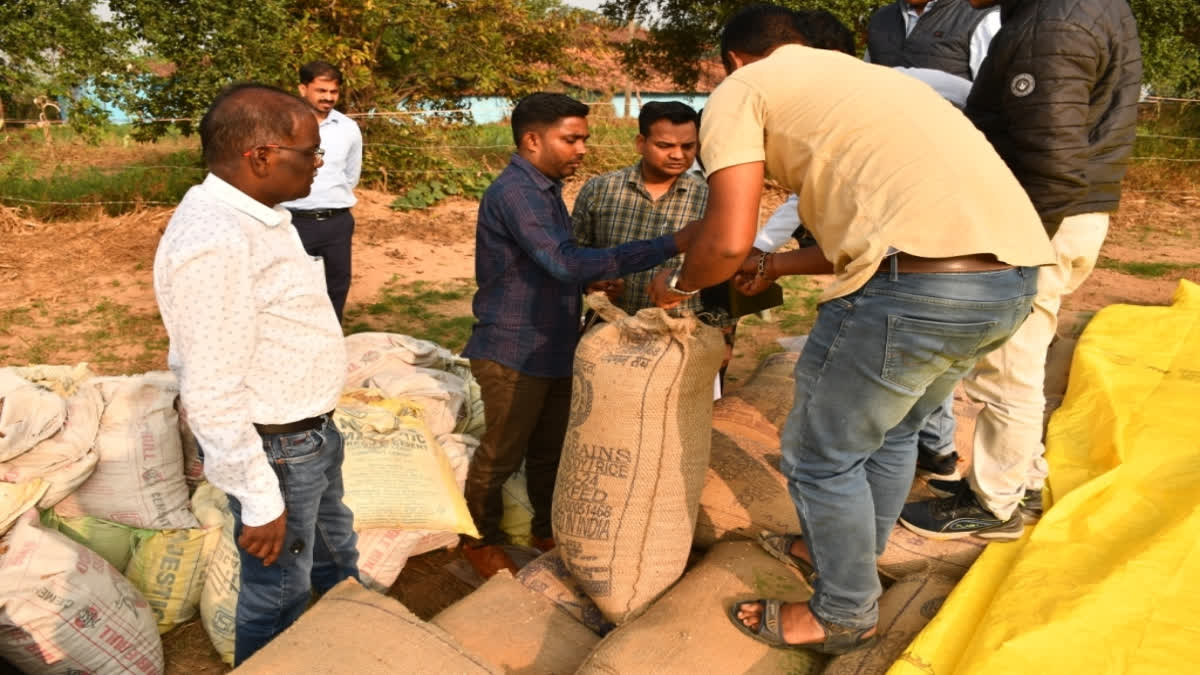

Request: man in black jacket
left=900, top=0, right=1142, bottom=540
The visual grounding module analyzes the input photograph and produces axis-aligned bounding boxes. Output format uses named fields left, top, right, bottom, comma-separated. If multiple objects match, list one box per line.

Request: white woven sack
left=0, top=370, right=67, bottom=462
left=344, top=332, right=458, bottom=387
left=369, top=369, right=467, bottom=436
left=55, top=372, right=197, bottom=529
left=0, top=510, right=164, bottom=674
left=0, top=382, right=103, bottom=508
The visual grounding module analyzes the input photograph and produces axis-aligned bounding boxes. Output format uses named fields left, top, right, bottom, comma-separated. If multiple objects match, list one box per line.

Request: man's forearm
left=768, top=247, right=834, bottom=277
left=675, top=162, right=765, bottom=291
left=677, top=218, right=751, bottom=290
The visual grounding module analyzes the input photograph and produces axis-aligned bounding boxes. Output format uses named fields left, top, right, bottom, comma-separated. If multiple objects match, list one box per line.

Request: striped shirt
left=572, top=162, right=708, bottom=316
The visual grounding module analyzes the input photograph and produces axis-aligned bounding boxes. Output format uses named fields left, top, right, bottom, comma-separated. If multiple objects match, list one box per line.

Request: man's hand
left=649, top=268, right=687, bottom=309
left=586, top=279, right=625, bottom=302
left=239, top=509, right=288, bottom=566
left=733, top=251, right=775, bottom=297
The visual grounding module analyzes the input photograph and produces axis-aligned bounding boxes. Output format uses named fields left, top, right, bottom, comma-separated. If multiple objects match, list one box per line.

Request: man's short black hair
left=793, top=9, right=856, bottom=55
left=720, top=3, right=808, bottom=70
left=299, top=60, right=343, bottom=85
left=637, top=101, right=699, bottom=137
left=510, top=92, right=589, bottom=146
left=200, top=83, right=313, bottom=170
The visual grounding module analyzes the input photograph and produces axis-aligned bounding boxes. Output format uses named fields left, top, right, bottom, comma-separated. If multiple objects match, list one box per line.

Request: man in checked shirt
left=572, top=101, right=706, bottom=317
left=573, top=101, right=737, bottom=394
left=460, top=92, right=698, bottom=579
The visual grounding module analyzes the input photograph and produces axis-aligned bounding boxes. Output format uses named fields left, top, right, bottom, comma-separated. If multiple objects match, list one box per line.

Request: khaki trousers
left=963, top=212, right=1110, bottom=519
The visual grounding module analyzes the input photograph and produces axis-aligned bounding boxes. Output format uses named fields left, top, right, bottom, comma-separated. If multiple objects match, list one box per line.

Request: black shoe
left=1018, top=488, right=1044, bottom=523
left=916, top=447, right=959, bottom=480
left=899, top=489, right=1023, bottom=541
left=931, top=480, right=1044, bottom=523
left=927, top=478, right=969, bottom=498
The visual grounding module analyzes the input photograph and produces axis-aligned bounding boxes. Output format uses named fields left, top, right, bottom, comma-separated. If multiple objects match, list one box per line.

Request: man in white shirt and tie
left=281, top=60, right=363, bottom=322
left=154, top=83, right=357, bottom=665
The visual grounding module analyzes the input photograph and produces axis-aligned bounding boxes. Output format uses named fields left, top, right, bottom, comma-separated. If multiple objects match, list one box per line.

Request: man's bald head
left=200, top=83, right=315, bottom=171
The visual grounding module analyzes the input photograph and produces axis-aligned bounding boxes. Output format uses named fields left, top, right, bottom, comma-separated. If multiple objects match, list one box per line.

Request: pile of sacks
left=442, top=298, right=992, bottom=674
left=199, top=332, right=487, bottom=664
left=0, top=332, right=487, bottom=673
left=237, top=302, right=967, bottom=674
left=1, top=366, right=188, bottom=674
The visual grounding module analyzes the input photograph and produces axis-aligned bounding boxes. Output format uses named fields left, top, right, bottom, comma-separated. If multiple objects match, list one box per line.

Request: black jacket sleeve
left=991, top=19, right=1101, bottom=231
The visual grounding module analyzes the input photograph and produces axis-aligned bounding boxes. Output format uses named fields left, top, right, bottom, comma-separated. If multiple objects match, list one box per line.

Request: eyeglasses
left=242, top=144, right=326, bottom=159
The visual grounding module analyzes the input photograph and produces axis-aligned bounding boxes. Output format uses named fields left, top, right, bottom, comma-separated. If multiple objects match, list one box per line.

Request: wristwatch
left=666, top=268, right=699, bottom=296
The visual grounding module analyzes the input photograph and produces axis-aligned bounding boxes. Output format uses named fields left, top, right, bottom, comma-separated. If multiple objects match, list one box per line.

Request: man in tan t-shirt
left=649, top=4, right=1053, bottom=656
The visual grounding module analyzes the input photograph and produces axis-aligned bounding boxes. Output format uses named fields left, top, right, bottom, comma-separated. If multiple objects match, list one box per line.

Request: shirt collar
left=903, top=0, right=939, bottom=19
left=320, top=109, right=345, bottom=127
left=509, top=153, right=559, bottom=192
left=625, top=161, right=692, bottom=197
left=201, top=173, right=287, bottom=227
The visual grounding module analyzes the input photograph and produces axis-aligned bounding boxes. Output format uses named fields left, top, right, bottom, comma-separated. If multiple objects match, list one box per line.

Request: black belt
left=254, top=411, right=333, bottom=436
left=876, top=253, right=1012, bottom=275
left=288, top=207, right=349, bottom=221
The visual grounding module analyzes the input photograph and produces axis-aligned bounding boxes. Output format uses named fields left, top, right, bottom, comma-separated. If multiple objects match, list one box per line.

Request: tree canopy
left=0, top=0, right=130, bottom=128
left=602, top=0, right=1200, bottom=97
left=1, top=0, right=595, bottom=139
left=1129, top=0, right=1200, bottom=98
left=2, top=0, right=1197, bottom=137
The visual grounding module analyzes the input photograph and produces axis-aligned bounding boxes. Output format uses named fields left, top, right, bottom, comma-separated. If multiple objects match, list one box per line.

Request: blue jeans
left=918, top=395, right=956, bottom=457
left=780, top=267, right=1037, bottom=629
left=229, top=418, right=359, bottom=665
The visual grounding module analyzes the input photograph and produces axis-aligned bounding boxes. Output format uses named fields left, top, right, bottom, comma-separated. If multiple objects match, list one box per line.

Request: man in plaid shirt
left=573, top=101, right=740, bottom=392
left=572, top=102, right=708, bottom=318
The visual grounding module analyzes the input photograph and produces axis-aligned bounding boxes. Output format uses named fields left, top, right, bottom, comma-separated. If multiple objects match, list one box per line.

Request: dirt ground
left=2, top=170, right=1198, bottom=672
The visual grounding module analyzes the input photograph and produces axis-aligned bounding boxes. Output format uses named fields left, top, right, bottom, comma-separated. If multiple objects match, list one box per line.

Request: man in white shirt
left=281, top=61, right=363, bottom=322
left=154, top=84, right=357, bottom=665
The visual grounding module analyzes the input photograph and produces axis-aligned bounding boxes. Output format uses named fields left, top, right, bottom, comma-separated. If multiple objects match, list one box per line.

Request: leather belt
left=876, top=252, right=1012, bottom=275
left=254, top=411, right=333, bottom=436
left=288, top=207, right=349, bottom=221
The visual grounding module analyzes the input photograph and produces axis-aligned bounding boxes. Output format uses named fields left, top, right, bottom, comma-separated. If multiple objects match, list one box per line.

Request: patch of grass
left=24, top=336, right=64, bottom=364
left=1096, top=257, right=1200, bottom=278
left=756, top=342, right=786, bottom=362
left=0, top=307, right=34, bottom=332
left=1, top=297, right=166, bottom=373
left=344, top=279, right=477, bottom=352
left=777, top=276, right=822, bottom=333
left=729, top=276, right=820, bottom=332
left=0, top=148, right=202, bottom=220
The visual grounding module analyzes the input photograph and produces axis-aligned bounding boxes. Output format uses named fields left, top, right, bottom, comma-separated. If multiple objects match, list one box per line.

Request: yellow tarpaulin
left=890, top=279, right=1200, bottom=675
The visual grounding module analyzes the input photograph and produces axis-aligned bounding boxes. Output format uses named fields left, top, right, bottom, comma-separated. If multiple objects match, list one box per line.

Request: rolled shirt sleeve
left=699, top=78, right=768, bottom=178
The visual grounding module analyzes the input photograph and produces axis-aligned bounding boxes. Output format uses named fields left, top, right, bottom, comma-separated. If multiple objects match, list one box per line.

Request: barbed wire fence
left=1, top=97, right=1197, bottom=211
